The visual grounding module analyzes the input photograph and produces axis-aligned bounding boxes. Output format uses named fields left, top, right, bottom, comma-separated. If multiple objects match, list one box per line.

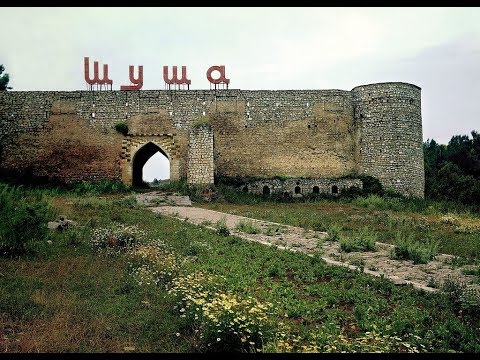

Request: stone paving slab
left=150, top=206, right=480, bottom=294
left=136, top=192, right=192, bottom=207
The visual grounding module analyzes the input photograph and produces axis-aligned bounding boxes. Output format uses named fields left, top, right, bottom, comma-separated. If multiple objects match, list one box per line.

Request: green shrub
left=391, top=232, right=439, bottom=264
left=264, top=226, right=275, bottom=236
left=350, top=257, right=365, bottom=271
left=215, top=217, right=230, bottom=237
left=325, top=224, right=342, bottom=242
left=0, top=183, right=53, bottom=257
left=263, top=225, right=286, bottom=236
left=235, top=220, right=261, bottom=234
left=338, top=185, right=364, bottom=199
left=114, top=122, right=128, bottom=135
left=359, top=175, right=384, bottom=195
left=339, top=228, right=377, bottom=252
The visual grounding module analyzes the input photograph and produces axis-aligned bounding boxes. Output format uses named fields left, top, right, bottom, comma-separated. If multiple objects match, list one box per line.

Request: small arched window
left=242, top=186, right=248, bottom=193
left=263, top=186, right=270, bottom=195
left=313, top=186, right=319, bottom=194
left=295, top=186, right=301, bottom=194
left=332, top=185, right=338, bottom=194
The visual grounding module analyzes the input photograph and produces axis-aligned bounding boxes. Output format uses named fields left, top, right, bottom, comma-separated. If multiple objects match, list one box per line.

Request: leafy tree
left=0, top=64, right=12, bottom=91
left=424, top=131, right=480, bottom=208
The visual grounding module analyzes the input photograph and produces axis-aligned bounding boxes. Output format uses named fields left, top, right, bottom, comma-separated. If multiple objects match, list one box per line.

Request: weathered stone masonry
left=0, top=82, right=424, bottom=197
left=187, top=124, right=214, bottom=185
left=351, top=83, right=424, bottom=197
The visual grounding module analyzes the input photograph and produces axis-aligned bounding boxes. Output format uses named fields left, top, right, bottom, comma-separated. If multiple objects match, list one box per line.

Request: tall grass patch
left=215, top=217, right=230, bottom=237
left=391, top=232, right=439, bottom=264
left=339, top=227, right=377, bottom=252
left=72, top=180, right=131, bottom=195
left=325, top=223, right=342, bottom=242
left=0, top=183, right=53, bottom=257
left=235, top=220, right=261, bottom=234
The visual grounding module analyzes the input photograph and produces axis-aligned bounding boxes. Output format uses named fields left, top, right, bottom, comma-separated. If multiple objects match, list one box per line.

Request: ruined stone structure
left=0, top=82, right=424, bottom=197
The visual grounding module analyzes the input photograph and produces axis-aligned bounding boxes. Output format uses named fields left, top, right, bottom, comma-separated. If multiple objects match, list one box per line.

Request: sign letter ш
left=84, top=57, right=113, bottom=85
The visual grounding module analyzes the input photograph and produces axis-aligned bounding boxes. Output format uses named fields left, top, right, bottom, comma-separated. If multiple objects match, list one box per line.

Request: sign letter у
left=120, top=65, right=144, bottom=91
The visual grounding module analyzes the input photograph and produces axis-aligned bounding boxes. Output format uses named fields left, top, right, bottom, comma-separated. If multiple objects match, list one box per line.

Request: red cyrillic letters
left=83, top=57, right=229, bottom=90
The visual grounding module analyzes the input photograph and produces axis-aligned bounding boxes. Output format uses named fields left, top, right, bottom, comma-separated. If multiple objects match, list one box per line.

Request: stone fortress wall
left=352, top=83, right=424, bottom=198
left=0, top=82, right=424, bottom=197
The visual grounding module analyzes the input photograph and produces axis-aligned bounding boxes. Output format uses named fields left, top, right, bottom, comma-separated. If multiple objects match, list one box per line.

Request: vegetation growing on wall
left=114, top=122, right=129, bottom=135
left=191, top=115, right=211, bottom=128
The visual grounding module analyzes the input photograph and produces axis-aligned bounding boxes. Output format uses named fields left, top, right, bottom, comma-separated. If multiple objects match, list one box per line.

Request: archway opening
left=332, top=185, right=338, bottom=194
left=262, top=185, right=270, bottom=195
left=313, top=186, right=320, bottom=194
left=294, top=186, right=301, bottom=194
left=132, top=142, right=170, bottom=187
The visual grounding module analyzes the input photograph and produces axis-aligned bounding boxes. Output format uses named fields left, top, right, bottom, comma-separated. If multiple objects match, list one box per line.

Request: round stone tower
left=351, top=82, right=424, bottom=198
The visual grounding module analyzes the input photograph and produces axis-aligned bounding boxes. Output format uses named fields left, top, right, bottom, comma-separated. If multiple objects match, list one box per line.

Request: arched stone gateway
left=131, top=142, right=169, bottom=186
left=121, top=135, right=182, bottom=186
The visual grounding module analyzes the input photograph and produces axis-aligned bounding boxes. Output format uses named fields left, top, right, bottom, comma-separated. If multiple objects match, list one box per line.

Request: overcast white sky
left=2, top=7, right=479, bottom=181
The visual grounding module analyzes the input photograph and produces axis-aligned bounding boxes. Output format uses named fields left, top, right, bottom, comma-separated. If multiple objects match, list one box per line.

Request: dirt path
left=149, top=205, right=479, bottom=294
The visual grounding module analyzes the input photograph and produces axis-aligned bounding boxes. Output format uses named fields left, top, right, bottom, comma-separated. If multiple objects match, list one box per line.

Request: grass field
left=201, top=197, right=480, bottom=259
left=1, top=185, right=479, bottom=352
